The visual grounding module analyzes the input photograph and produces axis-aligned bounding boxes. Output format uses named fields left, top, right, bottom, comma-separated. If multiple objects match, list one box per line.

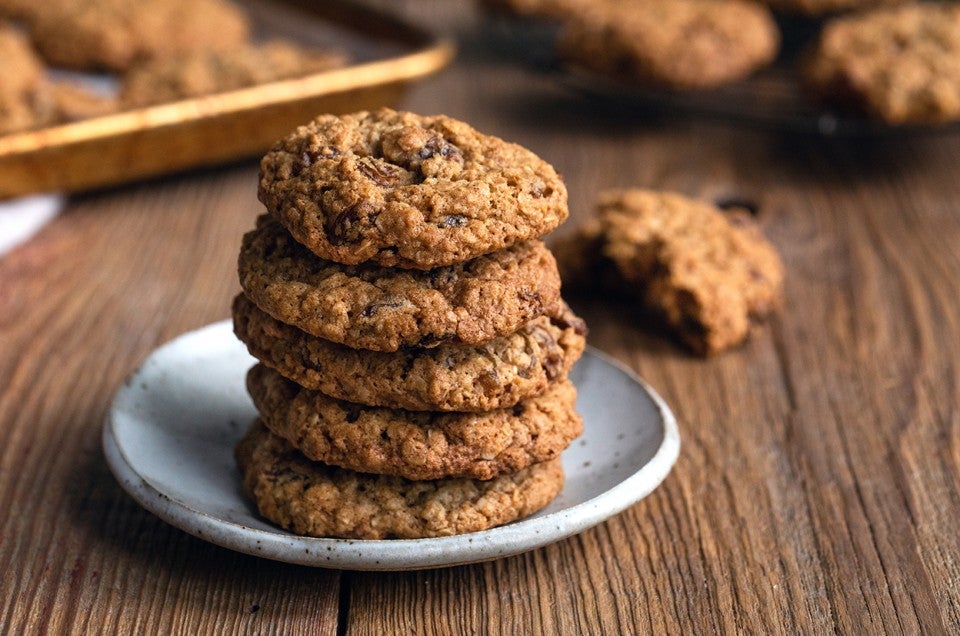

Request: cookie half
left=238, top=216, right=562, bottom=351
left=246, top=363, right=582, bottom=481
left=258, top=108, right=568, bottom=269
left=236, top=421, right=565, bottom=539
left=557, top=189, right=783, bottom=355
left=233, top=293, right=586, bottom=412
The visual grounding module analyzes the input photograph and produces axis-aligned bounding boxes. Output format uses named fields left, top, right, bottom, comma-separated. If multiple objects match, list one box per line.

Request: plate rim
left=102, top=320, right=680, bottom=570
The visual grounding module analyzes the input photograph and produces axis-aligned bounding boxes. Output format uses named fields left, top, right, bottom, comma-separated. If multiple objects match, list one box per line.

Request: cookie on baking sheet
left=258, top=108, right=568, bottom=269
left=246, top=363, right=582, bottom=481
left=804, top=4, right=960, bottom=124
left=238, top=216, right=562, bottom=352
left=557, top=189, right=783, bottom=355
left=556, top=0, right=780, bottom=90
left=233, top=294, right=586, bottom=412
left=28, top=0, right=250, bottom=72
left=121, top=40, right=346, bottom=108
left=235, top=420, right=565, bottom=539
left=761, top=0, right=906, bottom=17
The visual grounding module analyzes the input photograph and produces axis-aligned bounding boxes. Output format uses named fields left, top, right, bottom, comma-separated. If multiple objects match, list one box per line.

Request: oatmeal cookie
left=804, top=4, right=960, bottom=124
left=559, top=189, right=783, bottom=355
left=246, top=363, right=582, bottom=481
left=233, top=294, right=586, bottom=412
left=238, top=216, right=562, bottom=352
left=236, top=420, right=565, bottom=539
left=258, top=108, right=568, bottom=269
left=121, top=40, right=346, bottom=108
left=557, top=0, right=780, bottom=90
left=28, top=0, right=250, bottom=72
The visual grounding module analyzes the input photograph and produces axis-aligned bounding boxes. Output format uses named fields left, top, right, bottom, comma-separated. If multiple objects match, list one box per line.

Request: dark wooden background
left=2, top=1, right=959, bottom=633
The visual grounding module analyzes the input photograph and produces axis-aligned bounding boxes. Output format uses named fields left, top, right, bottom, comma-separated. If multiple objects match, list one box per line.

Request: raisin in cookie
left=258, top=108, right=568, bottom=269
left=238, top=216, right=562, bottom=352
left=236, top=420, right=565, bottom=539
left=233, top=294, right=586, bottom=412
left=121, top=40, right=346, bottom=108
left=556, top=189, right=783, bottom=355
left=246, top=363, right=582, bottom=481
left=804, top=4, right=960, bottom=124
left=28, top=0, right=250, bottom=72
left=557, top=0, right=779, bottom=90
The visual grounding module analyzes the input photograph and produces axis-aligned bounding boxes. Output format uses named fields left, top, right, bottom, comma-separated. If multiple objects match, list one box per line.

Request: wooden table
left=3, top=2, right=959, bottom=633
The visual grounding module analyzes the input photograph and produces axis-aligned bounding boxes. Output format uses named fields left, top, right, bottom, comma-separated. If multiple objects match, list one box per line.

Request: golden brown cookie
left=28, top=0, right=250, bottom=72
left=258, top=108, right=568, bottom=269
left=238, top=216, right=562, bottom=352
left=246, top=363, right=582, bottom=481
left=233, top=294, right=586, bottom=412
left=804, top=4, right=960, bottom=124
left=236, top=420, right=565, bottom=539
left=121, top=40, right=346, bottom=108
left=557, top=189, right=783, bottom=355
left=557, top=0, right=780, bottom=90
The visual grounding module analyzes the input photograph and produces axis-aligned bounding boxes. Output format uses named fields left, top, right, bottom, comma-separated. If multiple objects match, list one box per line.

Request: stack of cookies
left=232, top=109, right=587, bottom=540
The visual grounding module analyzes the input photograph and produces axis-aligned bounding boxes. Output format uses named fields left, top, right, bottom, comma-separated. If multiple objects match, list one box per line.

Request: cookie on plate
left=247, top=363, right=582, bottom=480
left=238, top=216, right=562, bottom=352
left=556, top=0, right=780, bottom=90
left=233, top=293, right=586, bottom=412
left=236, top=420, right=565, bottom=538
left=258, top=108, right=568, bottom=269
left=804, top=4, right=960, bottom=124
left=121, top=40, right=346, bottom=108
left=28, top=0, right=250, bottom=72
left=556, top=189, right=783, bottom=355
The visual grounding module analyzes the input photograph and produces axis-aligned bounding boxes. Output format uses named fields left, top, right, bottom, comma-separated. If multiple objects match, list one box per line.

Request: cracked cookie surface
left=236, top=420, right=565, bottom=538
left=258, top=108, right=568, bottom=269
left=233, top=294, right=586, bottom=412
left=557, top=189, right=783, bottom=355
left=238, top=216, right=562, bottom=352
left=246, top=363, right=582, bottom=481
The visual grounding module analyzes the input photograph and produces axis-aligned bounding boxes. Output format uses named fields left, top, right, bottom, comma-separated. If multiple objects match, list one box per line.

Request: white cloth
left=0, top=194, right=65, bottom=256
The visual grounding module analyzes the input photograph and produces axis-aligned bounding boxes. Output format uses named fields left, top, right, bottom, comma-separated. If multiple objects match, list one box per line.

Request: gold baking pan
left=0, top=0, right=455, bottom=198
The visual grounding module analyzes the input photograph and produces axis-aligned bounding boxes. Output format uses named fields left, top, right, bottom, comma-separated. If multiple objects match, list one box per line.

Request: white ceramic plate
left=103, top=321, right=680, bottom=570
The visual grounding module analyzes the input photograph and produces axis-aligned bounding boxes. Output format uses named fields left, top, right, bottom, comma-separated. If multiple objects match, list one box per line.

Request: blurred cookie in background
left=27, top=0, right=251, bottom=72
left=804, top=3, right=960, bottom=124
left=556, top=0, right=780, bottom=90
left=121, top=40, right=346, bottom=108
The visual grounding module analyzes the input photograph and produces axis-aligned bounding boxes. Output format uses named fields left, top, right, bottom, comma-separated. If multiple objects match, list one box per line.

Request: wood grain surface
left=2, top=1, right=959, bottom=634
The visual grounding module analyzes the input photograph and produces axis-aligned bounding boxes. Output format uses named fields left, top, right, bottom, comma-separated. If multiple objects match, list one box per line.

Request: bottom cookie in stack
left=236, top=421, right=566, bottom=540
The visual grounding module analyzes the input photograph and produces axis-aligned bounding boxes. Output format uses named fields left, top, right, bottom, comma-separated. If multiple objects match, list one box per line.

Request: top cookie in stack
left=233, top=109, right=587, bottom=540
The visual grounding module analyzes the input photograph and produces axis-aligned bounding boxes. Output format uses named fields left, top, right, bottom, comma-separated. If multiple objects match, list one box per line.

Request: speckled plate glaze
left=103, top=320, right=680, bottom=570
